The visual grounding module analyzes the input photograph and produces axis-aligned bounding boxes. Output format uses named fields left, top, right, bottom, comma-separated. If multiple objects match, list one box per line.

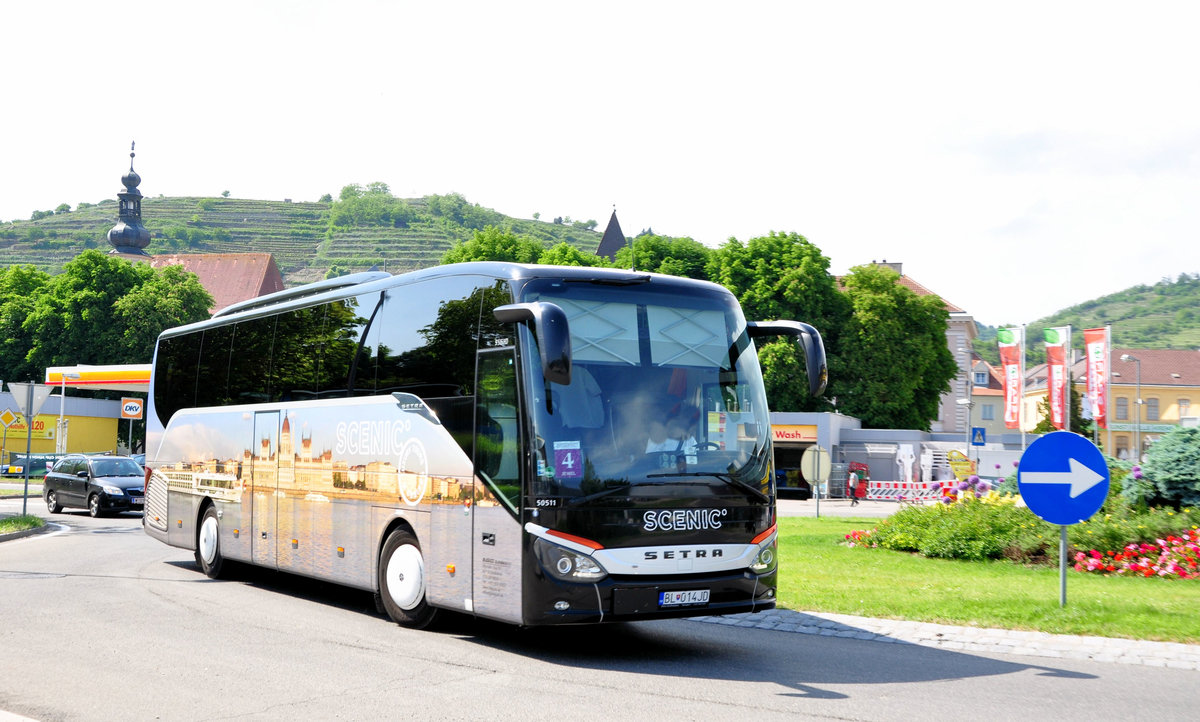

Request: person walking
left=848, top=471, right=859, bottom=506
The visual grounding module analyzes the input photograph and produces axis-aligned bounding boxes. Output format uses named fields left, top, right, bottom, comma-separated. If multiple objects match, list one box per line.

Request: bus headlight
left=534, top=538, right=608, bottom=582
left=749, top=539, right=777, bottom=574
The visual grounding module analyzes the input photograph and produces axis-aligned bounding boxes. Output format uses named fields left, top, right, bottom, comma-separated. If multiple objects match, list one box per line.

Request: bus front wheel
left=196, top=505, right=225, bottom=579
left=378, top=529, right=437, bottom=629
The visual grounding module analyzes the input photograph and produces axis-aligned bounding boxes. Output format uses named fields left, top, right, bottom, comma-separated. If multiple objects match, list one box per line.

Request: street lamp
left=1120, top=354, right=1141, bottom=461
left=56, top=372, right=80, bottom=455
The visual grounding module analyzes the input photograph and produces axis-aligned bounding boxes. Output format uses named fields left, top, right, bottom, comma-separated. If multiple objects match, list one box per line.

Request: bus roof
left=161, top=262, right=734, bottom=339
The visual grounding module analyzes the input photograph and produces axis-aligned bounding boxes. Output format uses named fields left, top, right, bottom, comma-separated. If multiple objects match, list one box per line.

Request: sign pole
left=814, top=446, right=821, bottom=519
left=1059, top=525, right=1068, bottom=607
left=1018, top=431, right=1109, bottom=611
left=21, top=384, right=33, bottom=516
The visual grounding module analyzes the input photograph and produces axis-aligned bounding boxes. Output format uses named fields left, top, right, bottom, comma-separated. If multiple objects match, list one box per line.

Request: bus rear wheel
left=378, top=528, right=437, bottom=629
left=196, top=505, right=225, bottom=579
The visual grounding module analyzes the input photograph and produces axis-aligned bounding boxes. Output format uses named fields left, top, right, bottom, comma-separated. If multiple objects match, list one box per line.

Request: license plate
left=130, top=497, right=144, bottom=505
left=659, top=589, right=710, bottom=607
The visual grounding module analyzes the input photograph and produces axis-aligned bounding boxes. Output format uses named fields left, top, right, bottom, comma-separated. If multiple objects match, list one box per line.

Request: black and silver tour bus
left=143, top=262, right=826, bottom=627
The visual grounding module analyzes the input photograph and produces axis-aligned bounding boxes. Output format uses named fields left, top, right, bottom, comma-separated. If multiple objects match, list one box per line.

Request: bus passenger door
left=471, top=349, right=524, bottom=624
left=251, top=411, right=279, bottom=569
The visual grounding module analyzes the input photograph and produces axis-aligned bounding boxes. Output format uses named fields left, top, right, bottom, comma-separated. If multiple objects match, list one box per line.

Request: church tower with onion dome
left=106, top=141, right=151, bottom=256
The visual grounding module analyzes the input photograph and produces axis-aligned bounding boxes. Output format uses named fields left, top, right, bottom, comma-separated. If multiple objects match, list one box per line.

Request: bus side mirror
left=493, top=302, right=572, bottom=385
left=747, top=320, right=828, bottom=397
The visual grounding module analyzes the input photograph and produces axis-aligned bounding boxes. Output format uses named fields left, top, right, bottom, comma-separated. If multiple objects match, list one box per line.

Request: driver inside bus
left=646, top=406, right=698, bottom=456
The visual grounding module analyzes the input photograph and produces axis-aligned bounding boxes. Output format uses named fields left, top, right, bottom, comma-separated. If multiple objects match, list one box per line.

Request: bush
left=1142, top=427, right=1200, bottom=507
left=856, top=495, right=1200, bottom=567
left=869, top=497, right=1052, bottom=562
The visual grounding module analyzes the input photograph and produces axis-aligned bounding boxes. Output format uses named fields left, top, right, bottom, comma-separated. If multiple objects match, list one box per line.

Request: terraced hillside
left=1, top=195, right=604, bottom=286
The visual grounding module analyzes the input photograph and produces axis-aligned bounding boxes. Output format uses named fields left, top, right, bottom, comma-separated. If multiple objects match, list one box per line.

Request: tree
left=1030, top=385, right=1093, bottom=437
left=19, top=250, right=212, bottom=374
left=1142, top=426, right=1200, bottom=507
left=441, top=226, right=543, bottom=264
left=113, top=264, right=214, bottom=356
left=843, top=271, right=943, bottom=426
left=330, top=183, right=417, bottom=229
left=707, top=232, right=849, bottom=413
left=0, top=264, right=51, bottom=381
left=221, top=190, right=230, bottom=198
left=835, top=264, right=958, bottom=430
left=54, top=203, right=71, bottom=214
left=537, top=242, right=608, bottom=267
left=613, top=234, right=711, bottom=280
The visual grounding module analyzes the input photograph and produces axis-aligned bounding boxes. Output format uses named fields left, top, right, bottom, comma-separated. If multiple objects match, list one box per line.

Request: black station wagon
left=44, top=455, right=145, bottom=518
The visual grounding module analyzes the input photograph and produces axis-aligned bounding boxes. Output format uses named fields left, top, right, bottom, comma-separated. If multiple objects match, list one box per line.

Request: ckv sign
left=1018, top=431, right=1109, bottom=526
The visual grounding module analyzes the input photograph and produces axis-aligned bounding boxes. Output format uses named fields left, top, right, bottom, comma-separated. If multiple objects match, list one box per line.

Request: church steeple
left=595, top=206, right=627, bottom=261
left=106, top=141, right=151, bottom=256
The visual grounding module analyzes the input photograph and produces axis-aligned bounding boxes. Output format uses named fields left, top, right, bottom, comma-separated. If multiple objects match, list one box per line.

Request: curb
left=692, top=608, right=1200, bottom=670
left=0, top=523, right=52, bottom=544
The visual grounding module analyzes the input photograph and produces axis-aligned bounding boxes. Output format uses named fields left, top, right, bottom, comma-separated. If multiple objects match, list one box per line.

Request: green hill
left=973, top=273, right=1200, bottom=364
left=0, top=192, right=603, bottom=285
left=1035, top=273, right=1200, bottom=349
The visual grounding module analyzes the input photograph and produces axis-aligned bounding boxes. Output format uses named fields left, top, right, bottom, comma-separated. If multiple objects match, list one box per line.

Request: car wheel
left=46, top=490, right=62, bottom=514
left=88, top=493, right=104, bottom=518
left=195, top=506, right=225, bottom=579
left=377, top=528, right=437, bottom=629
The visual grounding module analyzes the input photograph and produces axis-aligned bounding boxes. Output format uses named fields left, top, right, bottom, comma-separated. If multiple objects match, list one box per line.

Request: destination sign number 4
left=659, top=589, right=710, bottom=607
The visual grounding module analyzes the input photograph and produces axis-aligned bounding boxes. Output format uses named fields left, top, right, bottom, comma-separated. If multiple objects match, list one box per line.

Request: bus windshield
left=520, top=278, right=772, bottom=502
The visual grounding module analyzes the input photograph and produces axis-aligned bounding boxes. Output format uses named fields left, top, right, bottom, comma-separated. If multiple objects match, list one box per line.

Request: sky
left=3, top=1, right=1198, bottom=328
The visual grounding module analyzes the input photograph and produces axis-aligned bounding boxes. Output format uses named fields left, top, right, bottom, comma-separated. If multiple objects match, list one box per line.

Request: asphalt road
left=2, top=497, right=1198, bottom=721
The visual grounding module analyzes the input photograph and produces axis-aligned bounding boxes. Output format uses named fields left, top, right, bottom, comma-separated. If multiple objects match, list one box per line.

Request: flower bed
left=1074, top=529, right=1200, bottom=579
left=845, top=491, right=1200, bottom=575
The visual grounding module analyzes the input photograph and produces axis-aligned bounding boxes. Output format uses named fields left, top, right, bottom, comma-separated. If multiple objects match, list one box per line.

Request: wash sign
left=1018, top=431, right=1109, bottom=526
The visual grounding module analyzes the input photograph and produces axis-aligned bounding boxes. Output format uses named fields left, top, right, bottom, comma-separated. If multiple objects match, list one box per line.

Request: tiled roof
left=148, top=253, right=284, bottom=314
left=835, top=273, right=965, bottom=314
left=1068, top=348, right=1200, bottom=387
left=897, top=275, right=964, bottom=314
left=1099, top=349, right=1200, bottom=387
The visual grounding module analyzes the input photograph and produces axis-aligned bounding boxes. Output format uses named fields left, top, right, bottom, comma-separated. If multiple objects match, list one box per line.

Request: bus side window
left=195, top=324, right=234, bottom=407
left=153, top=332, right=203, bottom=426
left=228, top=316, right=276, bottom=405
left=272, top=305, right=323, bottom=400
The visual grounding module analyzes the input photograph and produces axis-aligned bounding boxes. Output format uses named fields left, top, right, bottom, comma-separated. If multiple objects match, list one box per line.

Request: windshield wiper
left=645, top=471, right=771, bottom=503
left=567, top=480, right=680, bottom=506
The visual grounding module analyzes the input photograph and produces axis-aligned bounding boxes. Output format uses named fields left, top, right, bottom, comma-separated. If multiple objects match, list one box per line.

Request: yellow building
left=1020, top=348, right=1200, bottom=459
left=1, top=393, right=125, bottom=463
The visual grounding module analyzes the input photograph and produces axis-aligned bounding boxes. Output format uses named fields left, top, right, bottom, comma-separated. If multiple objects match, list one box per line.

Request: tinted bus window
left=195, top=324, right=235, bottom=407
left=349, top=293, right=383, bottom=396
left=321, top=294, right=378, bottom=397
left=153, top=332, right=203, bottom=425
left=273, top=305, right=323, bottom=401
left=228, top=316, right=276, bottom=405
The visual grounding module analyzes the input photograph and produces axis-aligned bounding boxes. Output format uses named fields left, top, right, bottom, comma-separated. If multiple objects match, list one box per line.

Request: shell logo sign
left=121, top=397, right=144, bottom=420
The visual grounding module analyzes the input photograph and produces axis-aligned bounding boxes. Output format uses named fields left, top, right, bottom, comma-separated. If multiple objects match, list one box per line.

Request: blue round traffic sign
left=1018, top=431, right=1109, bottom=525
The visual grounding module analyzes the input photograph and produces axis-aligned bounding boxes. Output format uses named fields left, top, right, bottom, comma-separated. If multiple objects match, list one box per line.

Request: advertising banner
left=997, top=327, right=1023, bottom=429
left=1044, top=327, right=1071, bottom=430
left=1083, top=327, right=1109, bottom=429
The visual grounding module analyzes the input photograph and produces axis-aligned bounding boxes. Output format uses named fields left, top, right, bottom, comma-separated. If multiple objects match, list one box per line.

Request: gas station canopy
left=45, top=365, right=152, bottom=392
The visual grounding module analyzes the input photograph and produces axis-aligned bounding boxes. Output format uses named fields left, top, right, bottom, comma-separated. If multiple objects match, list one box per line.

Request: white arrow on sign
left=1021, top=458, right=1106, bottom=498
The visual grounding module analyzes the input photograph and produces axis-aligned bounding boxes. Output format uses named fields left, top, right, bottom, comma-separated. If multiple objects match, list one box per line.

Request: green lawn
left=776, top=516, right=1200, bottom=644
left=0, top=514, right=44, bottom=534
